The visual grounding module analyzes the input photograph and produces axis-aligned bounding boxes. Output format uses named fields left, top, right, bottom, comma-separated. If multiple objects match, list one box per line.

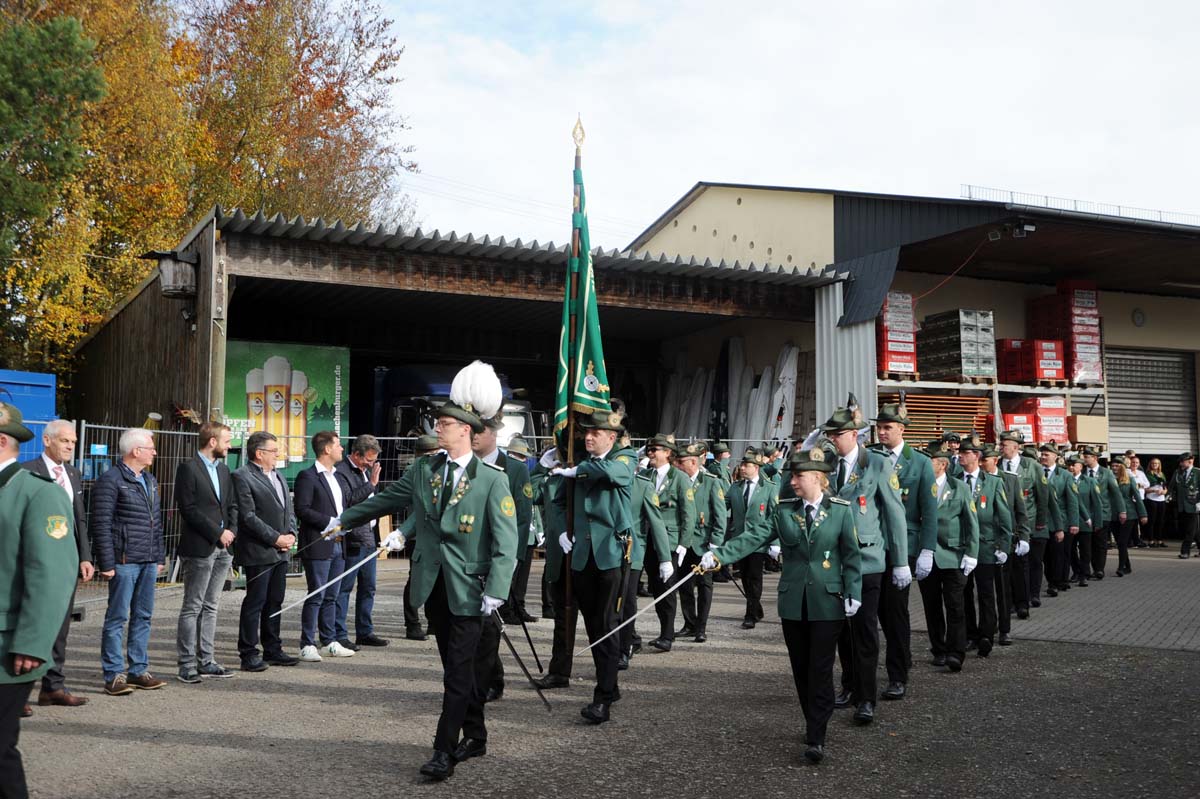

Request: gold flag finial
left=572, top=115, right=585, bottom=148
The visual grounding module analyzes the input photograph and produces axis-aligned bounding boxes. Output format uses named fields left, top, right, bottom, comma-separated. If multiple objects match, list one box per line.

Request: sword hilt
left=692, top=555, right=721, bottom=575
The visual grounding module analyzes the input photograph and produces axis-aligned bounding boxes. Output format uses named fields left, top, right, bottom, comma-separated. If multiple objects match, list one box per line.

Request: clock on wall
left=1132, top=308, right=1146, bottom=328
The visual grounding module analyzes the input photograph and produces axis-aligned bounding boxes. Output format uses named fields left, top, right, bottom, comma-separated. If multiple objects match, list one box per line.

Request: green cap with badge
left=788, top=446, right=833, bottom=473
left=0, top=401, right=34, bottom=443
left=646, top=432, right=679, bottom=454
left=873, top=400, right=911, bottom=426
left=415, top=434, right=440, bottom=454
left=578, top=409, right=625, bottom=432
left=999, top=429, right=1025, bottom=444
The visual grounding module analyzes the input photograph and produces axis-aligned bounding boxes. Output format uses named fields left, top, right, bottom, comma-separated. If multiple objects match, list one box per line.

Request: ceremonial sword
left=270, top=544, right=387, bottom=618
left=575, top=562, right=715, bottom=656
left=493, top=611, right=552, bottom=711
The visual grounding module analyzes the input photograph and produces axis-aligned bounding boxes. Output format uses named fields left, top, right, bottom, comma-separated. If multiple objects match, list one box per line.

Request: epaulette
left=27, top=470, right=54, bottom=483
left=777, top=496, right=801, bottom=504
left=635, top=473, right=654, bottom=483
left=867, top=443, right=888, bottom=453
left=483, top=461, right=505, bottom=472
left=829, top=496, right=851, bottom=506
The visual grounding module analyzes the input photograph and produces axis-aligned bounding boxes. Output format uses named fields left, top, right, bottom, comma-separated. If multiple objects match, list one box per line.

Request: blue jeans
left=336, top=545, right=378, bottom=640
left=301, top=545, right=343, bottom=647
left=102, top=562, right=159, bottom=680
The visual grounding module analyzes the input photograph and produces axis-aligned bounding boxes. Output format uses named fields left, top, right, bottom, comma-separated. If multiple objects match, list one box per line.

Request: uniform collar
left=0, top=457, right=16, bottom=473
left=480, top=448, right=499, bottom=465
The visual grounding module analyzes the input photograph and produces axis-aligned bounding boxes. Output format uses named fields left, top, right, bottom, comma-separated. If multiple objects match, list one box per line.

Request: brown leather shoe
left=38, top=688, right=89, bottom=707
left=126, top=672, right=166, bottom=690
left=21, top=704, right=32, bottom=718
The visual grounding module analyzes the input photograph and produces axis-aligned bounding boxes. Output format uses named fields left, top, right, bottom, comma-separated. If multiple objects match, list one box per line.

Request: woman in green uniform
left=1109, top=457, right=1147, bottom=576
left=701, top=447, right=861, bottom=764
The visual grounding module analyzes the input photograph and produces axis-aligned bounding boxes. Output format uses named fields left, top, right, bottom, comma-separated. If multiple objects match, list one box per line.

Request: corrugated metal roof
left=205, top=206, right=845, bottom=289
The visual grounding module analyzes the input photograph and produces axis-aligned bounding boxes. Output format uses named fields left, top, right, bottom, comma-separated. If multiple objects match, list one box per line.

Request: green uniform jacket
left=1117, top=479, right=1146, bottom=520
left=872, top=442, right=938, bottom=557
left=1072, top=473, right=1101, bottom=532
left=494, top=450, right=533, bottom=563
left=559, top=446, right=638, bottom=572
left=1046, top=466, right=1079, bottom=532
left=340, top=453, right=517, bottom=617
left=933, top=476, right=980, bottom=570
left=531, top=463, right=568, bottom=583
left=630, top=475, right=669, bottom=571
left=995, top=470, right=1031, bottom=545
left=642, top=465, right=696, bottom=551
left=713, top=494, right=862, bottom=621
left=1170, top=467, right=1200, bottom=514
left=1090, top=466, right=1126, bottom=524
left=948, top=456, right=965, bottom=481
left=726, top=477, right=779, bottom=556
left=963, top=471, right=1012, bottom=564
left=1004, top=455, right=1053, bottom=540
left=705, top=459, right=732, bottom=489
left=688, top=471, right=728, bottom=556
left=833, top=447, right=908, bottom=575
left=0, top=463, right=79, bottom=684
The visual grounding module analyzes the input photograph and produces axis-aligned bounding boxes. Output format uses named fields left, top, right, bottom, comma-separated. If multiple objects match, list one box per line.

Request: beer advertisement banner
left=223, top=340, right=349, bottom=476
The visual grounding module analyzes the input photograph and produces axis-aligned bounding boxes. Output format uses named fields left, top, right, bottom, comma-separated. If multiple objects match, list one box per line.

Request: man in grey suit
left=231, top=431, right=299, bottom=671
left=21, top=419, right=91, bottom=711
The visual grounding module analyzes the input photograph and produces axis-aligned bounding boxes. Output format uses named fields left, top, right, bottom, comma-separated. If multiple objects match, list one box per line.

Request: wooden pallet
left=1033, top=378, right=1070, bottom=389
left=879, top=371, right=921, bottom=382
left=925, top=374, right=997, bottom=386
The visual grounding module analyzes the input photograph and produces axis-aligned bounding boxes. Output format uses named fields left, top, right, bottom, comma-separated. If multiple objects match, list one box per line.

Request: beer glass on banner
left=263, top=356, right=291, bottom=468
left=246, top=368, right=265, bottom=433
left=288, top=370, right=308, bottom=463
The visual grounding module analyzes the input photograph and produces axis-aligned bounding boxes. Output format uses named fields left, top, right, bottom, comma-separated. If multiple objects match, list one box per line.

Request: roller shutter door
left=1105, top=348, right=1198, bottom=454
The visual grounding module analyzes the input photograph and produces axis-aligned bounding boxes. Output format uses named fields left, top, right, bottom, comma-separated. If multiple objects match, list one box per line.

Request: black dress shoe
left=1077, top=579, right=1088, bottom=587
left=1092, top=572, right=1104, bottom=580
left=945, top=655, right=963, bottom=672
left=803, top=744, right=824, bottom=763
left=998, top=633, right=1013, bottom=646
left=485, top=685, right=504, bottom=703
left=21, top=704, right=32, bottom=718
left=532, top=673, right=570, bottom=689
left=834, top=689, right=854, bottom=708
left=1058, top=582, right=1072, bottom=590
left=931, top=655, right=947, bottom=667
left=337, top=639, right=361, bottom=652
left=676, top=625, right=696, bottom=637
left=240, top=659, right=268, bottom=672
left=1030, top=598, right=1042, bottom=608
left=977, top=640, right=993, bottom=658
left=264, top=652, right=299, bottom=666
left=357, top=634, right=390, bottom=647
left=617, top=653, right=630, bottom=671
left=630, top=642, right=642, bottom=655
left=965, top=639, right=979, bottom=651
left=518, top=610, right=538, bottom=623
left=637, top=586, right=653, bottom=597
left=694, top=633, right=707, bottom=643
left=741, top=620, right=756, bottom=629
left=452, top=737, right=487, bottom=763
left=1045, top=587, right=1058, bottom=597
left=853, top=701, right=875, bottom=725
left=406, top=627, right=429, bottom=641
left=580, top=703, right=610, bottom=724
left=419, top=751, right=455, bottom=781
left=649, top=638, right=672, bottom=652
left=1016, top=607, right=1030, bottom=619
left=882, top=681, right=906, bottom=700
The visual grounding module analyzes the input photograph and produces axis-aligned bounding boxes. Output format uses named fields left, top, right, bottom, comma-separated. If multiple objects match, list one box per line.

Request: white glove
left=707, top=543, right=719, bottom=551
left=1015, top=540, right=1030, bottom=557
left=539, top=449, right=560, bottom=469
left=844, top=598, right=862, bottom=617
left=891, top=565, right=912, bottom=589
left=383, top=530, right=406, bottom=551
left=960, top=555, right=978, bottom=576
left=768, top=544, right=781, bottom=561
left=321, top=517, right=342, bottom=539
left=915, top=549, right=934, bottom=580
left=658, top=561, right=674, bottom=582
left=536, top=531, right=546, bottom=548
left=551, top=466, right=578, bottom=478
left=558, top=532, right=573, bottom=553
left=700, top=552, right=718, bottom=570
left=675, top=545, right=687, bottom=566
left=481, top=595, right=505, bottom=615
left=995, top=549, right=1008, bottom=564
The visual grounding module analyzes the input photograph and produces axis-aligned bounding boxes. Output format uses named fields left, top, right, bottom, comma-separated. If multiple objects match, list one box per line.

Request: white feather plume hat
left=442, top=360, right=503, bottom=433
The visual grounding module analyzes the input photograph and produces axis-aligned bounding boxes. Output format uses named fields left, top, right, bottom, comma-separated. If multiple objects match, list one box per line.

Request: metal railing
left=961, top=184, right=1200, bottom=228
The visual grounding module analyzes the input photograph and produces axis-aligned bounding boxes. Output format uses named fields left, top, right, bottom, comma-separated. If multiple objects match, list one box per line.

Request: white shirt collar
left=591, top=445, right=613, bottom=461
left=448, top=452, right=473, bottom=470
left=41, top=453, right=64, bottom=473
left=935, top=474, right=947, bottom=490
left=315, top=460, right=336, bottom=476
left=964, top=468, right=981, bottom=481
left=844, top=445, right=859, bottom=466
left=0, top=457, right=16, bottom=473
left=655, top=463, right=671, bottom=478
left=481, top=448, right=499, bottom=465
left=890, top=442, right=904, bottom=459
left=803, top=497, right=822, bottom=513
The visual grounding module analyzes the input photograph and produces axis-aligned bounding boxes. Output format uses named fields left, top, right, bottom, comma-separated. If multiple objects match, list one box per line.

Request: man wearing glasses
left=334, top=434, right=389, bottom=649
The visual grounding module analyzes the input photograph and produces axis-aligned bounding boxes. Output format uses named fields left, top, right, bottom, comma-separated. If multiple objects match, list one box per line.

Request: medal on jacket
left=980, top=494, right=987, bottom=509
left=858, top=495, right=867, bottom=514
left=823, top=550, right=831, bottom=569
left=458, top=514, right=475, bottom=533
left=759, top=503, right=766, bottom=514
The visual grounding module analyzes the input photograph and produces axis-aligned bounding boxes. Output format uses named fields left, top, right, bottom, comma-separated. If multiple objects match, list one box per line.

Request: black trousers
left=572, top=553, right=621, bottom=704
left=424, top=574, right=498, bottom=753
left=837, top=571, right=883, bottom=702
left=1146, top=500, right=1167, bottom=542
left=546, top=568, right=577, bottom=679
left=1115, top=520, right=1134, bottom=573
left=678, top=549, right=714, bottom=634
left=41, top=586, right=77, bottom=692
left=878, top=557, right=913, bottom=684
left=1046, top=533, right=1069, bottom=587
left=918, top=563, right=967, bottom=661
left=0, top=682, right=31, bottom=799
left=619, top=568, right=643, bottom=654
left=646, top=537, right=677, bottom=641
left=995, top=560, right=1012, bottom=635
left=541, top=567, right=555, bottom=618
left=963, top=564, right=997, bottom=650
left=1008, top=550, right=1030, bottom=611
left=740, top=553, right=766, bottom=622
left=1180, top=513, right=1200, bottom=556
left=509, top=554, right=533, bottom=614
left=1091, top=522, right=1112, bottom=574
left=238, top=560, right=288, bottom=661
left=782, top=614, right=843, bottom=746
left=1071, top=531, right=1092, bottom=581
left=1027, top=538, right=1048, bottom=600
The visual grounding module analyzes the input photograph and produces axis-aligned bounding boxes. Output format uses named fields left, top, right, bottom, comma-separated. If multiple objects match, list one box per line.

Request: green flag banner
left=554, top=162, right=612, bottom=448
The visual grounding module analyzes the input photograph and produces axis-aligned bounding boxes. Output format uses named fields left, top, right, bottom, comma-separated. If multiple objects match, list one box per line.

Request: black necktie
left=836, top=460, right=847, bottom=491
left=805, top=503, right=816, bottom=531
left=743, top=482, right=752, bottom=504
left=441, top=462, right=458, bottom=512
left=1044, top=466, right=1050, bottom=479
left=966, top=474, right=974, bottom=492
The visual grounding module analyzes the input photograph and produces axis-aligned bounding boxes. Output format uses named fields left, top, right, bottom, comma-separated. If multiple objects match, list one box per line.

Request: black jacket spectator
left=293, top=465, right=340, bottom=560
left=22, top=456, right=90, bottom=564
left=335, top=457, right=377, bottom=549
left=231, top=463, right=295, bottom=567
left=90, top=462, right=163, bottom=570
left=175, top=454, right=239, bottom=558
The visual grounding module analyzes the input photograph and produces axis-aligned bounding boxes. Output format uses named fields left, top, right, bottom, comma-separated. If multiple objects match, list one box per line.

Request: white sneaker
left=299, top=645, right=323, bottom=662
left=323, top=641, right=355, bottom=658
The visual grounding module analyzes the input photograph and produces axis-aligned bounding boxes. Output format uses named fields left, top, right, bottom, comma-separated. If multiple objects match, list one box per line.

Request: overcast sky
left=383, top=0, right=1199, bottom=254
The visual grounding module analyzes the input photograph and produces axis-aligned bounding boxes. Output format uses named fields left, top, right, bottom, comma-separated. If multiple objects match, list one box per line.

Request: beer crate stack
left=1027, top=280, right=1104, bottom=386
left=876, top=291, right=918, bottom=379
left=1004, top=396, right=1069, bottom=443
left=916, top=309, right=998, bottom=382
left=997, top=339, right=1066, bottom=385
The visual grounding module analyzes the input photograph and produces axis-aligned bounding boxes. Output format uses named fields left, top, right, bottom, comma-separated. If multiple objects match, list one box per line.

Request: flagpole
left=563, top=116, right=586, bottom=655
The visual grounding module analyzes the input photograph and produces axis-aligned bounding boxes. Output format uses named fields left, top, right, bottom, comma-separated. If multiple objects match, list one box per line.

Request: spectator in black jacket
left=334, top=434, right=389, bottom=649
left=92, top=428, right=166, bottom=696
left=174, top=422, right=238, bottom=684
left=231, top=431, right=298, bottom=670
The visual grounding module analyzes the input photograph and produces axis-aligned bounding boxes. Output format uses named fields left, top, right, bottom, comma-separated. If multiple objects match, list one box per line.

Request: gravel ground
left=18, top=559, right=1200, bottom=799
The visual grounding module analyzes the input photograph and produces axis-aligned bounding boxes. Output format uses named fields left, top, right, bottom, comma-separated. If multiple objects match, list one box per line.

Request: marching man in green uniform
left=916, top=443, right=980, bottom=672
left=551, top=409, right=640, bottom=724
left=1173, top=452, right=1200, bottom=558
left=822, top=404, right=907, bottom=725
left=619, top=439, right=670, bottom=669
left=530, top=446, right=574, bottom=690
left=983, top=443, right=1031, bottom=640
left=674, top=441, right=727, bottom=643
left=1081, top=447, right=1126, bottom=579
left=640, top=434, right=692, bottom=652
left=329, top=361, right=518, bottom=781
left=1067, top=454, right=1100, bottom=585
left=1041, top=442, right=1078, bottom=597
left=997, top=430, right=1043, bottom=610
left=957, top=436, right=1012, bottom=658
left=726, top=448, right=779, bottom=629
left=701, top=446, right=862, bottom=764
left=0, top=402, right=79, bottom=796
left=706, top=442, right=733, bottom=487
